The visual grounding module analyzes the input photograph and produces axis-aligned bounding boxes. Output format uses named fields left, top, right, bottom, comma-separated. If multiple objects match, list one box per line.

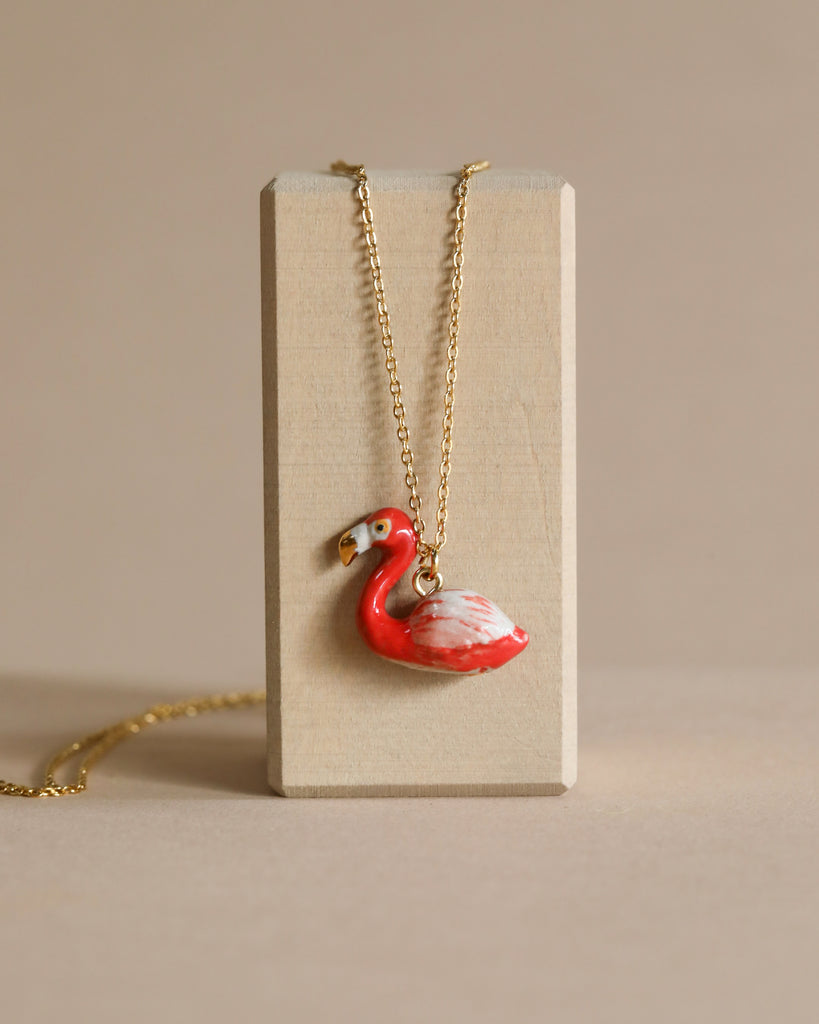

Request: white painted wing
left=408, top=589, right=516, bottom=650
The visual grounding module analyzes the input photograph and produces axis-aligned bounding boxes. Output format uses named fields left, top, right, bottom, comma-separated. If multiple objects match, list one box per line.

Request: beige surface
left=1, top=0, right=818, bottom=1020
left=262, top=170, right=575, bottom=795
left=1, top=668, right=817, bottom=1023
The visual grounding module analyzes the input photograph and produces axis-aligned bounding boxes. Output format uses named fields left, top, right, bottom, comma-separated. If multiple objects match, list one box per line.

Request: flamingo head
left=338, top=507, right=415, bottom=566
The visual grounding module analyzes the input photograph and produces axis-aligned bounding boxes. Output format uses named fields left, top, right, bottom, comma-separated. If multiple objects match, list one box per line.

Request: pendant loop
left=412, top=566, right=444, bottom=598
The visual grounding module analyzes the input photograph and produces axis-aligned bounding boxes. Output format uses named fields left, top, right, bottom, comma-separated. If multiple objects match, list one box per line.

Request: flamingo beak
left=338, top=530, right=358, bottom=566
left=338, top=523, right=372, bottom=566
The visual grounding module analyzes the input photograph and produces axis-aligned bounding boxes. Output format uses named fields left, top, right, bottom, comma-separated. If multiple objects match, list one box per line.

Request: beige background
left=1, top=2, right=816, bottom=1022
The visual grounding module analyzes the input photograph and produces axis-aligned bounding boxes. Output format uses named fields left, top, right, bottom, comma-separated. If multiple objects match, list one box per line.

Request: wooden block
left=261, top=168, right=576, bottom=796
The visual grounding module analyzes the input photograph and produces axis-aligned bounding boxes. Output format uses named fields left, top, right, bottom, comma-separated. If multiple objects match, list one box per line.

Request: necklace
left=0, top=159, right=528, bottom=796
left=331, top=160, right=528, bottom=675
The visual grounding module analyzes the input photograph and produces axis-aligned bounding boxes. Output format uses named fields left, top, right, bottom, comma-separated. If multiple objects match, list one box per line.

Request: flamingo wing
left=408, top=589, right=517, bottom=650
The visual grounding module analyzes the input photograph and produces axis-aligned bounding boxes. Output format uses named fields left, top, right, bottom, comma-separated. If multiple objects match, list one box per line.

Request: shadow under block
left=261, top=168, right=576, bottom=797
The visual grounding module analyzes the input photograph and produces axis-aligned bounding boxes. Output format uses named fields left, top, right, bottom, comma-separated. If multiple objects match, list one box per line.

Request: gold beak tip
left=338, top=532, right=357, bottom=566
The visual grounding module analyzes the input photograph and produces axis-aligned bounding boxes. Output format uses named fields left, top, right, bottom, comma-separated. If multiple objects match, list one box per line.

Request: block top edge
left=264, top=168, right=568, bottom=194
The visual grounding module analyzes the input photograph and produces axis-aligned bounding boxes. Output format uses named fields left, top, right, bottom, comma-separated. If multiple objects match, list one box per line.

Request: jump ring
left=412, top=567, right=444, bottom=598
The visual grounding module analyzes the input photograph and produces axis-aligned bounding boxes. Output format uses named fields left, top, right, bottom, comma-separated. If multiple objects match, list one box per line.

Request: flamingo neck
left=356, top=541, right=415, bottom=657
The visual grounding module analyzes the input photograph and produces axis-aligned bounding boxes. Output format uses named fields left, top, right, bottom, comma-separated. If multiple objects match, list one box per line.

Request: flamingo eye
left=372, top=518, right=391, bottom=539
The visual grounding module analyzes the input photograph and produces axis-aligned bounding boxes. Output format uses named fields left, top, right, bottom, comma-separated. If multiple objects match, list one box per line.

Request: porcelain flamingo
left=338, top=508, right=528, bottom=674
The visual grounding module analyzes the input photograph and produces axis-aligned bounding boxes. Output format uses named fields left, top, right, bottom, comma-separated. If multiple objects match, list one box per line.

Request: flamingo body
left=339, top=508, right=529, bottom=674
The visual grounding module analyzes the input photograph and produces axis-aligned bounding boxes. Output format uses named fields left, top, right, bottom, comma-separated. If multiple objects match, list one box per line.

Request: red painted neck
left=355, top=528, right=416, bottom=658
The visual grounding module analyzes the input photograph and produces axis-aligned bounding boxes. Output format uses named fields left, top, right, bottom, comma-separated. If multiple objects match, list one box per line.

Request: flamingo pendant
left=338, top=507, right=529, bottom=674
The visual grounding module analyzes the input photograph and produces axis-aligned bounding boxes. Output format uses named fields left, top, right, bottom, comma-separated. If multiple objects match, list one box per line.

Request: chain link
left=0, top=690, right=265, bottom=797
left=331, top=159, right=489, bottom=577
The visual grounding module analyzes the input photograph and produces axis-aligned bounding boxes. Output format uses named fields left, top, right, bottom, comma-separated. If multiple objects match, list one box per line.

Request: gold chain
left=1, top=160, right=487, bottom=797
left=0, top=690, right=264, bottom=797
left=331, top=159, right=490, bottom=582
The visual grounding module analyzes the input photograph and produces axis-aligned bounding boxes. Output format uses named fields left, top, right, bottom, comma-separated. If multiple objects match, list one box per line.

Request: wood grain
left=261, top=168, right=576, bottom=796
